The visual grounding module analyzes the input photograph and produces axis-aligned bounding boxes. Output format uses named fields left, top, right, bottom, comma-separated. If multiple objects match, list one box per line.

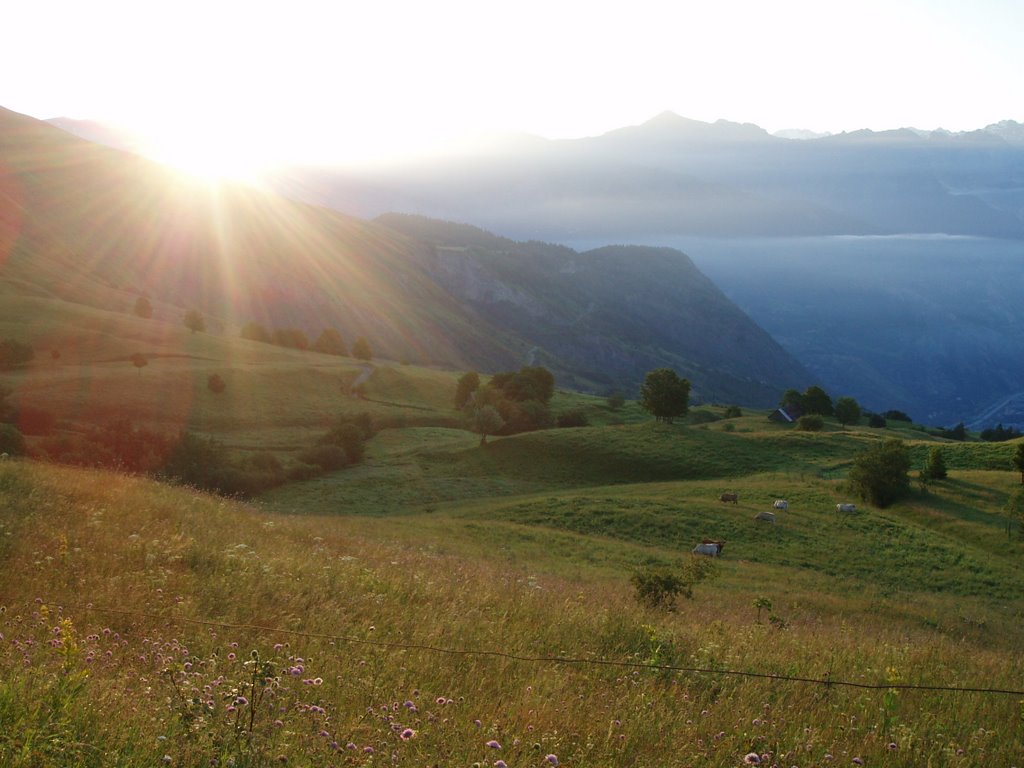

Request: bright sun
left=141, top=126, right=272, bottom=183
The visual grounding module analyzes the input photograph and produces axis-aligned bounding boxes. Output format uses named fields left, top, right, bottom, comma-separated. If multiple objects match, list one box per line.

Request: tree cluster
left=461, top=366, right=557, bottom=444
left=980, top=423, right=1022, bottom=442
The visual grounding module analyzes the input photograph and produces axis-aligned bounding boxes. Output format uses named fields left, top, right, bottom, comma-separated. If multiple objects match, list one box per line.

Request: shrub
left=606, top=390, right=626, bottom=410
left=318, top=422, right=365, bottom=463
left=133, top=296, right=153, bottom=318
left=207, top=373, right=226, bottom=394
left=631, top=556, right=717, bottom=611
left=296, top=444, right=349, bottom=471
left=867, top=413, right=887, bottom=428
left=797, top=414, right=824, bottom=431
left=848, top=439, right=912, bottom=507
left=723, top=405, right=743, bottom=418
left=556, top=410, right=589, bottom=428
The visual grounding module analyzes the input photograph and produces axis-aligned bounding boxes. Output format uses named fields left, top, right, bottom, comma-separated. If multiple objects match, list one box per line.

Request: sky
left=2, top=0, right=1022, bottom=176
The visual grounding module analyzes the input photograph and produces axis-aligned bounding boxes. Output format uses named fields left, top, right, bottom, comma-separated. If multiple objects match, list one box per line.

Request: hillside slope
left=3, top=107, right=809, bottom=403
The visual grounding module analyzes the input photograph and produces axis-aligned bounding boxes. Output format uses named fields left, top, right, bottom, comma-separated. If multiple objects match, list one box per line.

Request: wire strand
left=45, top=601, right=1024, bottom=698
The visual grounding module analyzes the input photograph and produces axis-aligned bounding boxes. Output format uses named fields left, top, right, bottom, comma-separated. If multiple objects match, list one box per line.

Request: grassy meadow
left=2, top=310, right=1024, bottom=766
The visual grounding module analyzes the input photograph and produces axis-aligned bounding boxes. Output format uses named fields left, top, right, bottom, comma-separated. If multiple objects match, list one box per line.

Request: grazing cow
left=754, top=510, right=776, bottom=523
left=772, top=499, right=789, bottom=510
left=719, top=492, right=739, bottom=504
left=836, top=503, right=857, bottom=513
left=692, top=540, right=725, bottom=556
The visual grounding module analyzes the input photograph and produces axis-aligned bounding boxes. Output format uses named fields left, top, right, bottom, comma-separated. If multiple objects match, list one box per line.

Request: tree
left=312, top=328, right=347, bottom=356
left=183, top=309, right=205, bottom=334
left=1013, top=443, right=1024, bottom=485
left=606, top=390, right=626, bottom=410
left=639, top=368, right=690, bottom=424
left=207, top=373, right=226, bottom=394
left=848, top=439, right=912, bottom=507
left=0, top=338, right=34, bottom=370
left=131, top=353, right=148, bottom=376
left=351, top=336, right=373, bottom=361
left=0, top=424, right=26, bottom=456
left=133, top=296, right=153, bottom=319
left=455, top=371, right=480, bottom=409
left=834, top=396, right=861, bottom=427
left=472, top=405, right=505, bottom=446
left=923, top=446, right=947, bottom=480
left=779, top=388, right=804, bottom=411
left=802, top=385, right=834, bottom=416
left=241, top=321, right=271, bottom=343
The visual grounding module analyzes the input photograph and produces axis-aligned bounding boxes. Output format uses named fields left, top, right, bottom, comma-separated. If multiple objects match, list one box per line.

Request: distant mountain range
left=261, top=111, right=1024, bottom=241
left=1, top=106, right=808, bottom=407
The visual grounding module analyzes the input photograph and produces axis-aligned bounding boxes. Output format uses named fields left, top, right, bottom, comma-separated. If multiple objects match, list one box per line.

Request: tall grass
left=2, top=460, right=1022, bottom=766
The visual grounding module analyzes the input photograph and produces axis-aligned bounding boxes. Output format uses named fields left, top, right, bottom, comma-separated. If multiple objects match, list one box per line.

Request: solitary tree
left=454, top=371, right=480, bottom=409
left=351, top=336, right=373, bottom=362
left=639, top=368, right=691, bottom=423
left=133, top=296, right=153, bottom=319
left=848, top=439, right=912, bottom=507
left=131, top=353, right=148, bottom=376
left=1013, top=443, right=1024, bottom=485
left=834, top=396, right=861, bottom=427
left=183, top=309, right=205, bottom=334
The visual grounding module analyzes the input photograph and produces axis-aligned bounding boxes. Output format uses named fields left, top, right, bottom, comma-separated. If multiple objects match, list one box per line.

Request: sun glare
left=141, top=128, right=270, bottom=184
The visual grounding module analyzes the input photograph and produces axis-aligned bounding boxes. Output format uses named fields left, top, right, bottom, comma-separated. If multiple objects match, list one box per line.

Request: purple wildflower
left=546, top=755, right=559, bottom=766
left=486, top=740, right=502, bottom=750
left=400, top=728, right=415, bottom=740
left=852, top=759, right=864, bottom=766
left=744, top=754, right=761, bottom=765
left=363, top=746, right=375, bottom=755
left=495, top=762, right=507, bottom=768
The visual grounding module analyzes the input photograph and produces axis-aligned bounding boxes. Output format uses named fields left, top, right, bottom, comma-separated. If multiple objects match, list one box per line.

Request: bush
left=631, top=557, right=717, bottom=611
left=723, top=405, right=743, bottom=418
left=296, top=444, right=349, bottom=471
left=207, top=373, right=226, bottom=394
left=867, top=413, right=887, bottom=428
left=133, top=296, right=153, bottom=319
left=797, top=414, right=824, bottom=431
left=606, top=390, right=626, bottom=410
left=556, top=410, right=589, bottom=428
left=317, top=422, right=365, bottom=463
left=848, top=439, right=912, bottom=507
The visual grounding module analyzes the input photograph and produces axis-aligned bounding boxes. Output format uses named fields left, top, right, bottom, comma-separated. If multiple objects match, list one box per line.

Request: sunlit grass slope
left=3, top=460, right=1023, bottom=766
